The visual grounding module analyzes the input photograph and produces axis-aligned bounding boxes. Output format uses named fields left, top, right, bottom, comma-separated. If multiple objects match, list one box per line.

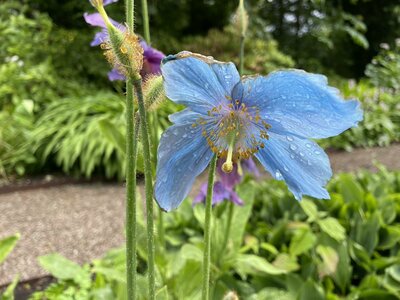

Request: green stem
left=125, top=1, right=136, bottom=299
left=126, top=0, right=134, bottom=31
left=201, top=155, right=217, bottom=300
left=141, top=0, right=151, bottom=43
left=133, top=78, right=155, bottom=300
left=125, top=81, right=137, bottom=300
left=239, top=35, right=245, bottom=75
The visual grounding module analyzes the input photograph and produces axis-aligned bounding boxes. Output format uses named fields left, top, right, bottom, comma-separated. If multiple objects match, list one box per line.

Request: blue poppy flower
left=155, top=52, right=363, bottom=212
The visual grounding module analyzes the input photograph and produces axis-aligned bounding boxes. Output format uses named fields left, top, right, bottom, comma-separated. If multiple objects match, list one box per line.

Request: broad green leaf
left=0, top=234, right=20, bottom=265
left=231, top=183, right=255, bottom=250
left=300, top=199, right=319, bottom=221
left=333, top=243, right=352, bottom=293
left=338, top=174, right=364, bottom=203
left=297, top=279, right=325, bottom=300
left=318, top=217, right=346, bottom=241
left=247, top=288, right=293, bottom=300
left=272, top=253, right=299, bottom=272
left=38, top=253, right=90, bottom=286
left=289, top=227, right=316, bottom=256
left=234, top=254, right=288, bottom=277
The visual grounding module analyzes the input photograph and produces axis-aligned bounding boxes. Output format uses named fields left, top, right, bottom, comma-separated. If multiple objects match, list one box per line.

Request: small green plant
left=32, top=167, right=400, bottom=299
left=0, top=234, right=20, bottom=300
left=365, top=41, right=400, bottom=93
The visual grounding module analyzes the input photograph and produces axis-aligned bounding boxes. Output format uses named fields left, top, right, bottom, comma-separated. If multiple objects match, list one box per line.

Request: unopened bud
left=232, top=0, right=248, bottom=37
left=95, top=4, right=143, bottom=79
left=142, top=75, right=165, bottom=111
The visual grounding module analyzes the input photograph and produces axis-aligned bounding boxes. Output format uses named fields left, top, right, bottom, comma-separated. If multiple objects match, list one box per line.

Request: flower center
left=192, top=97, right=271, bottom=172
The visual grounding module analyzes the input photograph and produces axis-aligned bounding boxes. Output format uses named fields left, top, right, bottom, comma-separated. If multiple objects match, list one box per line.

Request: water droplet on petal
left=283, top=166, right=289, bottom=172
left=275, top=170, right=283, bottom=179
left=286, top=136, right=294, bottom=142
left=290, top=154, right=295, bottom=159
left=290, top=144, right=297, bottom=151
left=306, top=143, right=311, bottom=148
left=299, top=152, right=305, bottom=157
left=314, top=150, right=321, bottom=155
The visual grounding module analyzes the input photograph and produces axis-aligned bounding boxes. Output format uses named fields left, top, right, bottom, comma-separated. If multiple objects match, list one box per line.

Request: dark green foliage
left=29, top=168, right=400, bottom=299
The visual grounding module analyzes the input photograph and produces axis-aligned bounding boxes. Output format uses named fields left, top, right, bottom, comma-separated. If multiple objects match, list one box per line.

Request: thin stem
left=133, top=78, right=155, bottom=300
left=125, top=81, right=137, bottom=300
left=141, top=0, right=151, bottom=43
left=126, top=0, right=134, bottom=31
left=125, top=1, right=136, bottom=299
left=201, top=155, right=217, bottom=300
left=239, top=35, right=245, bottom=75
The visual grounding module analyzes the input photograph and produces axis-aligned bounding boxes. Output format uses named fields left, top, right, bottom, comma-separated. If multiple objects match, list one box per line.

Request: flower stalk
left=125, top=1, right=137, bottom=300
left=141, top=0, right=151, bottom=44
left=202, top=154, right=217, bottom=300
left=133, top=78, right=156, bottom=300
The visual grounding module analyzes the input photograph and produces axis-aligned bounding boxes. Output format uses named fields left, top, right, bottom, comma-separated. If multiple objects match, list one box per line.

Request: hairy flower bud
left=142, top=75, right=165, bottom=111
left=232, top=0, right=248, bottom=37
left=95, top=3, right=143, bottom=79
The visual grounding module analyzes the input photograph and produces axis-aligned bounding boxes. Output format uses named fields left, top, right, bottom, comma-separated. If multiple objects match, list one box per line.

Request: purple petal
left=91, top=30, right=108, bottom=46
left=228, top=190, right=244, bottom=206
left=83, top=12, right=125, bottom=31
left=242, top=158, right=260, bottom=178
left=193, top=181, right=243, bottom=206
left=103, top=0, right=118, bottom=6
left=108, top=68, right=125, bottom=81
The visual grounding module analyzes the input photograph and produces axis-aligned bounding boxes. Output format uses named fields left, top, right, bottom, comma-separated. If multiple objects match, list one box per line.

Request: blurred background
left=0, top=0, right=399, bottom=180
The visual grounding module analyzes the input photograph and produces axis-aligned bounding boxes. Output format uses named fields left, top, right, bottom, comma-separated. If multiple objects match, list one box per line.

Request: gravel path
left=1, top=144, right=399, bottom=285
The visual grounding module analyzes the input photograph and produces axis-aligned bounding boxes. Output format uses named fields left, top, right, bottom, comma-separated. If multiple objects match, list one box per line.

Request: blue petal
left=161, top=52, right=240, bottom=114
left=232, top=70, right=363, bottom=139
left=255, top=131, right=332, bottom=200
left=168, top=108, right=203, bottom=125
left=155, top=122, right=213, bottom=211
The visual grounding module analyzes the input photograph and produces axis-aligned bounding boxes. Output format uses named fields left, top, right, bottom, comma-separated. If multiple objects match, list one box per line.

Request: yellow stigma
left=221, top=138, right=234, bottom=173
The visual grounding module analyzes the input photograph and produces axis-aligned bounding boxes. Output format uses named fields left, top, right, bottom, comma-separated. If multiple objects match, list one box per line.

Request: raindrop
left=314, top=150, right=321, bottom=155
left=286, top=136, right=294, bottom=142
left=290, top=144, right=297, bottom=151
left=275, top=170, right=283, bottom=179
left=290, top=154, right=295, bottom=159
left=299, top=152, right=305, bottom=157
left=182, top=133, right=188, bottom=138
left=283, top=166, right=289, bottom=172
left=305, top=143, right=311, bottom=148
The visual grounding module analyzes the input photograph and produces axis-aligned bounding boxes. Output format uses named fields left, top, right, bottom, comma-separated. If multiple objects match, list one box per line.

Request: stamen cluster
left=192, top=96, right=271, bottom=164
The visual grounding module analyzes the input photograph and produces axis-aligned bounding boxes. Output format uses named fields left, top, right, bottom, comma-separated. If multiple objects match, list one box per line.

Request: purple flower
left=193, top=158, right=259, bottom=206
left=83, top=4, right=165, bottom=81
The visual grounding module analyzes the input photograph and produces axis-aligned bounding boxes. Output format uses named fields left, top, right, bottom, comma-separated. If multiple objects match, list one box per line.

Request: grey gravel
left=1, top=144, right=400, bottom=285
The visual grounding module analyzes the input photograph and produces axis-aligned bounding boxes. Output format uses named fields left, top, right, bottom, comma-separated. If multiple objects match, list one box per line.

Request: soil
left=0, top=144, right=399, bottom=296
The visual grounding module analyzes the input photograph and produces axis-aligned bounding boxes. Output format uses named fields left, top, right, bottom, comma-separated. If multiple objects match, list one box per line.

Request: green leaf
left=338, top=174, right=364, bottom=203
left=38, top=253, right=91, bottom=287
left=0, top=234, right=20, bottom=265
left=318, top=217, right=346, bottom=241
left=300, top=199, right=319, bottom=221
left=316, top=245, right=339, bottom=278
left=297, top=279, right=325, bottom=300
left=97, top=119, right=125, bottom=154
left=272, top=253, right=299, bottom=272
left=156, top=286, right=169, bottom=300
left=234, top=254, right=289, bottom=277
left=0, top=275, right=19, bottom=300
left=289, top=227, right=317, bottom=256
